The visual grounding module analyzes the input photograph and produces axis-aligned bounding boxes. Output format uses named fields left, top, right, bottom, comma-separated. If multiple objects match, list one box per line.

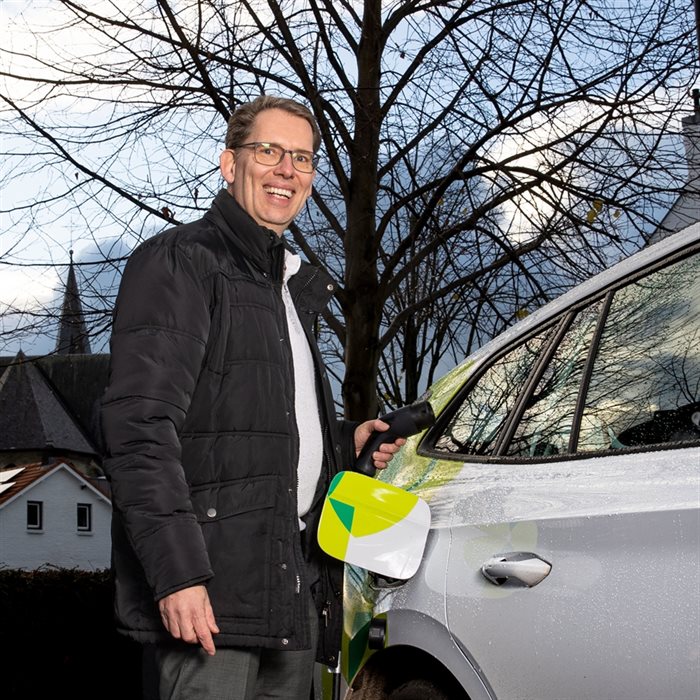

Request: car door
left=429, top=243, right=700, bottom=700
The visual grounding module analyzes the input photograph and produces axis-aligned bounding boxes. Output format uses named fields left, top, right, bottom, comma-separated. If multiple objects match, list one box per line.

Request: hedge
left=0, top=567, right=144, bottom=699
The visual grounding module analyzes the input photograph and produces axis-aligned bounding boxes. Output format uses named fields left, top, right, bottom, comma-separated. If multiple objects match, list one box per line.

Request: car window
left=434, top=327, right=554, bottom=455
left=577, top=251, right=700, bottom=451
left=504, top=300, right=605, bottom=457
left=430, top=246, right=700, bottom=460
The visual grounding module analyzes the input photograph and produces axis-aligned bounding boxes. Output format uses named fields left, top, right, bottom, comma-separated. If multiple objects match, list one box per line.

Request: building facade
left=0, top=256, right=111, bottom=571
left=0, top=461, right=111, bottom=570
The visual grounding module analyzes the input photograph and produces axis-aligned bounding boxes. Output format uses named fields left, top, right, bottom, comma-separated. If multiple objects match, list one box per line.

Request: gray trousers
left=149, top=586, right=319, bottom=700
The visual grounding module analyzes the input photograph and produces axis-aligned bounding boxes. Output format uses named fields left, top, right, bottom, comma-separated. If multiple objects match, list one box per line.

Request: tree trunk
left=342, top=0, right=383, bottom=421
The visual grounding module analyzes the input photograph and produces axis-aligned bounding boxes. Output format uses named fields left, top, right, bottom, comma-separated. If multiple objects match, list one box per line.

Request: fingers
left=373, top=436, right=407, bottom=469
left=200, top=605, right=220, bottom=656
left=158, top=585, right=219, bottom=655
left=192, top=611, right=218, bottom=656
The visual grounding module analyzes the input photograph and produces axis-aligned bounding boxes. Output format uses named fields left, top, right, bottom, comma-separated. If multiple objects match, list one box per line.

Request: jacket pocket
left=190, top=475, right=277, bottom=625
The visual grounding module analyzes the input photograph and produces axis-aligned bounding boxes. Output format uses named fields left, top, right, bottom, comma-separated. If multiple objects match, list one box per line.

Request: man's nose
left=275, top=151, right=295, bottom=176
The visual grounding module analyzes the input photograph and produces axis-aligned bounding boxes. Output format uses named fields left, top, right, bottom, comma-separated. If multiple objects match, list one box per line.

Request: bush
left=0, top=567, right=143, bottom=699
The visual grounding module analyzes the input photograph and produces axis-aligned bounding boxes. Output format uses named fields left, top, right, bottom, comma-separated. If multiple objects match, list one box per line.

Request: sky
left=0, top=1, right=186, bottom=355
left=0, top=2, right=80, bottom=354
left=1, top=0, right=697, bottom=358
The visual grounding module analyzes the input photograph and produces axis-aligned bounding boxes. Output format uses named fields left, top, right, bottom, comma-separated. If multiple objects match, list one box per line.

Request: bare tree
left=0, top=0, right=696, bottom=419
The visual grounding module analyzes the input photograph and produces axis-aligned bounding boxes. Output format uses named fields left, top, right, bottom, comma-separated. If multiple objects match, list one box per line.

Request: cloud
left=482, top=90, right=692, bottom=242
left=0, top=237, right=130, bottom=356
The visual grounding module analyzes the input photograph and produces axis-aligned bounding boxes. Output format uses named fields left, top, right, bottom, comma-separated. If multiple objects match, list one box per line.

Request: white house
left=650, top=96, right=700, bottom=242
left=0, top=460, right=112, bottom=571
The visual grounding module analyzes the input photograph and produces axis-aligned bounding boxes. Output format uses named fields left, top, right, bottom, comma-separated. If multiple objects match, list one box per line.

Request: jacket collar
left=206, top=189, right=287, bottom=278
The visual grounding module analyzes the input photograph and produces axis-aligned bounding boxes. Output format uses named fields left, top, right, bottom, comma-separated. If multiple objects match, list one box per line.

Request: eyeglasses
left=236, top=142, right=318, bottom=173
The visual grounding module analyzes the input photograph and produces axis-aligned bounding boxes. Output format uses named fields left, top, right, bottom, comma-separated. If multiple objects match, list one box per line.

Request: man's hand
left=354, top=419, right=406, bottom=470
left=158, top=584, right=220, bottom=655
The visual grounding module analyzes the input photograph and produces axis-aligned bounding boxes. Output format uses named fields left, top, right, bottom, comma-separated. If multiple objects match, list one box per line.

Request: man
left=100, top=95, right=404, bottom=700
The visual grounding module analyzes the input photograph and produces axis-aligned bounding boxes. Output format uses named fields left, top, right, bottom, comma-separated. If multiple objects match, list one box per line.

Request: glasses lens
left=254, top=144, right=282, bottom=165
left=292, top=152, right=316, bottom=173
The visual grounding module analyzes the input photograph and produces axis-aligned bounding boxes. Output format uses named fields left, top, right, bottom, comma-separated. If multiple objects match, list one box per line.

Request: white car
left=327, top=222, right=700, bottom=700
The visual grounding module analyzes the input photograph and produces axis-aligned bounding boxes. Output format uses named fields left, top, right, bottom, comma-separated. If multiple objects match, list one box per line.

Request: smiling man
left=221, top=107, right=316, bottom=234
left=100, top=95, right=404, bottom=700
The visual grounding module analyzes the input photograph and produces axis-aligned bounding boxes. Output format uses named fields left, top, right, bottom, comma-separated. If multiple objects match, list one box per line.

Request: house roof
left=0, top=353, right=110, bottom=451
left=0, top=351, right=97, bottom=455
left=0, top=252, right=109, bottom=459
left=34, top=353, right=110, bottom=449
left=0, top=460, right=111, bottom=508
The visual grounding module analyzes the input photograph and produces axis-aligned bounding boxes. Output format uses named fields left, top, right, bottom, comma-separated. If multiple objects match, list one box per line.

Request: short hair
left=225, top=95, right=321, bottom=153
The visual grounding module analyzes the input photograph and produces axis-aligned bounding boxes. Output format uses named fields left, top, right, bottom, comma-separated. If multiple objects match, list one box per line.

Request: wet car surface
left=335, top=223, right=700, bottom=700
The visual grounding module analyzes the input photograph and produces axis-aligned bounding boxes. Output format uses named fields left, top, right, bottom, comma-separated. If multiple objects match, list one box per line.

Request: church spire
left=56, top=250, right=92, bottom=355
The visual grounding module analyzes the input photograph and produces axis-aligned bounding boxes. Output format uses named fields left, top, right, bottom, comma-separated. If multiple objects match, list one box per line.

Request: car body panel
left=335, top=223, right=700, bottom=700
left=443, top=449, right=699, bottom=700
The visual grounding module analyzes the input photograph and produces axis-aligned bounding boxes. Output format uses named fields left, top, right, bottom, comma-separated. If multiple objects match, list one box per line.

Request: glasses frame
left=236, top=142, right=319, bottom=173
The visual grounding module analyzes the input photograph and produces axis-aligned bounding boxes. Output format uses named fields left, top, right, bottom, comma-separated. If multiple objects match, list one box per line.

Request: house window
left=77, top=503, right=92, bottom=532
left=27, top=501, right=43, bottom=530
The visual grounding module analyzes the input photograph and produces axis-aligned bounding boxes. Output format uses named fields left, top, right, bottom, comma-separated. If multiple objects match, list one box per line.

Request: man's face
left=220, top=108, right=316, bottom=235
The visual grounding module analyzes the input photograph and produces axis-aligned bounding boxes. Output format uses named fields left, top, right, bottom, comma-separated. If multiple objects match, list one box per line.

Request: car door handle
left=481, top=552, right=552, bottom=587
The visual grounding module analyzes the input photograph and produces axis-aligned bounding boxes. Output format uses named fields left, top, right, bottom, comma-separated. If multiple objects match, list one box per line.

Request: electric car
left=326, top=222, right=700, bottom=700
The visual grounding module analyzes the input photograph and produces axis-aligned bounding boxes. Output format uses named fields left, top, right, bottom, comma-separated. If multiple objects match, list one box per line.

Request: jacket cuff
left=133, top=518, right=213, bottom=600
left=338, top=419, right=361, bottom=469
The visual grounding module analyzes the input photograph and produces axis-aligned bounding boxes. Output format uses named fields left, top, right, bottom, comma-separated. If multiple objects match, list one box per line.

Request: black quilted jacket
left=101, top=189, right=356, bottom=665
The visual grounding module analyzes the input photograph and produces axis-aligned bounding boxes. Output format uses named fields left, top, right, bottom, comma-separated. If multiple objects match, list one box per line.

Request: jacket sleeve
left=101, top=238, right=214, bottom=600
left=338, top=419, right=360, bottom=468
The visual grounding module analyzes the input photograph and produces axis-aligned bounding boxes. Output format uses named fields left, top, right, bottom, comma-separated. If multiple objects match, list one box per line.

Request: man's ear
left=219, top=149, right=236, bottom=185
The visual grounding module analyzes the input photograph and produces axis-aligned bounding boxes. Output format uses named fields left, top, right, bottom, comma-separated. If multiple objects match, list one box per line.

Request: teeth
left=265, top=186, right=292, bottom=199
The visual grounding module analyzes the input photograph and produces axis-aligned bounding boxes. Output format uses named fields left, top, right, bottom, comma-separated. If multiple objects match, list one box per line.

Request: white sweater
left=282, top=250, right=324, bottom=524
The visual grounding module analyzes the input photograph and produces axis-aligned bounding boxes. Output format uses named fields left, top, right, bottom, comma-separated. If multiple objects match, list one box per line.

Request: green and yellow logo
left=318, top=471, right=430, bottom=579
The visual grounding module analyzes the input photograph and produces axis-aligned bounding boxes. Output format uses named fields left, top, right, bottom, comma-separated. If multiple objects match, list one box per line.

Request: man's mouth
left=264, top=186, right=293, bottom=200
